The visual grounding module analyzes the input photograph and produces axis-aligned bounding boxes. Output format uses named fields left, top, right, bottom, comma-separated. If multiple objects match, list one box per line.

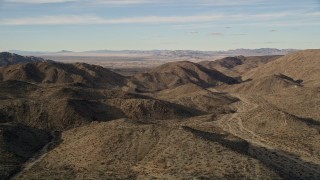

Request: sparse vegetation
left=0, top=50, right=320, bottom=179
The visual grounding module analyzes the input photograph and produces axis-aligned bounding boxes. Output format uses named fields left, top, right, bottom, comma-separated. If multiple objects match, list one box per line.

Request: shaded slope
left=217, top=74, right=303, bottom=94
left=14, top=118, right=280, bottom=179
left=103, top=98, right=201, bottom=121
left=244, top=49, right=320, bottom=86
left=0, top=82, right=201, bottom=130
left=0, top=52, right=47, bottom=67
left=214, top=94, right=320, bottom=179
left=2, top=51, right=320, bottom=179
left=0, top=123, right=51, bottom=179
left=200, top=55, right=281, bottom=77
left=0, top=62, right=127, bottom=88
left=129, top=61, right=238, bottom=92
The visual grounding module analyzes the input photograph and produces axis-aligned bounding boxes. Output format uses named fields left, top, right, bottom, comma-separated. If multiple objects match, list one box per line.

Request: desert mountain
left=0, top=61, right=127, bottom=88
left=200, top=55, right=281, bottom=77
left=212, top=50, right=320, bottom=121
left=13, top=94, right=320, bottom=179
left=1, top=51, right=320, bottom=179
left=10, top=48, right=296, bottom=57
left=263, top=86, right=320, bottom=120
left=213, top=94, right=320, bottom=179
left=129, top=61, right=238, bottom=92
left=0, top=52, right=47, bottom=67
left=15, top=118, right=281, bottom=179
left=0, top=81, right=201, bottom=130
left=217, top=74, right=303, bottom=94
left=153, top=83, right=238, bottom=114
left=0, top=123, right=51, bottom=179
left=244, top=49, right=320, bottom=86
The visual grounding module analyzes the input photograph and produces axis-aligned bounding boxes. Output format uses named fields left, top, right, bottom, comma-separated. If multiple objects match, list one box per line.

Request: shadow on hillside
left=182, top=126, right=249, bottom=155
left=296, top=116, right=320, bottom=126
left=7, top=128, right=63, bottom=180
left=183, top=126, right=320, bottom=179
left=70, top=99, right=126, bottom=121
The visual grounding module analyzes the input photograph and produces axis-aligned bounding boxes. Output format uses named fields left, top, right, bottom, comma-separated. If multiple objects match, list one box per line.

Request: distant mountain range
left=7, top=48, right=298, bottom=57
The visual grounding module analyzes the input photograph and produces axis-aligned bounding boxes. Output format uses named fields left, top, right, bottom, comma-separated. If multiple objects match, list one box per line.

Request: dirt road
left=214, top=94, right=320, bottom=179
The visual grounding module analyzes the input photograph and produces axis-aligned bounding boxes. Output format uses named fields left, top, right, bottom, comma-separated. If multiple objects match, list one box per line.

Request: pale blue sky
left=0, top=0, right=319, bottom=51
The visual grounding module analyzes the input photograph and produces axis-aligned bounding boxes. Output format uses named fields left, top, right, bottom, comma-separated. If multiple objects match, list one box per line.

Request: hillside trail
left=11, top=131, right=61, bottom=180
left=214, top=94, right=268, bottom=147
left=213, top=93, right=320, bottom=175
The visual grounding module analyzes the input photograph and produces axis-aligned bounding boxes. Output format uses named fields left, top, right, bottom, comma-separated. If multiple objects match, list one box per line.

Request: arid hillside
left=244, top=49, right=320, bottom=86
left=0, top=61, right=127, bottom=88
left=200, top=55, right=282, bottom=77
left=0, top=123, right=51, bottom=179
left=15, top=118, right=281, bottom=179
left=217, top=74, right=303, bottom=94
left=129, top=61, right=238, bottom=92
left=0, top=52, right=48, bottom=66
left=152, top=83, right=239, bottom=114
left=1, top=50, right=320, bottom=179
left=0, top=81, right=201, bottom=130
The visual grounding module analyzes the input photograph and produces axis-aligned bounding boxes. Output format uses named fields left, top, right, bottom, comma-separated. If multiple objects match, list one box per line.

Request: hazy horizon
left=0, top=0, right=319, bottom=51
left=1, top=2, right=320, bottom=178
left=5, top=47, right=301, bottom=53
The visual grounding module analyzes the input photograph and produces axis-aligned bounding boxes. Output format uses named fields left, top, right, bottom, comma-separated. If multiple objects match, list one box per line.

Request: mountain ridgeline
left=0, top=61, right=127, bottom=88
left=0, top=52, right=48, bottom=66
left=1, top=50, right=320, bottom=179
left=129, top=61, right=239, bottom=92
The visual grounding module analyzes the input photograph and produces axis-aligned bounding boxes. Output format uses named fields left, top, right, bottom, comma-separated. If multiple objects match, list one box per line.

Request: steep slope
left=14, top=118, right=281, bottom=179
left=200, top=55, right=282, bottom=77
left=2, top=51, right=319, bottom=179
left=217, top=74, right=303, bottom=94
left=129, top=61, right=238, bottom=92
left=0, top=82, right=201, bottom=130
left=0, top=52, right=47, bottom=66
left=0, top=123, right=51, bottom=179
left=244, top=49, right=320, bottom=86
left=0, top=62, right=127, bottom=88
left=214, top=94, right=320, bottom=179
left=263, top=86, right=320, bottom=120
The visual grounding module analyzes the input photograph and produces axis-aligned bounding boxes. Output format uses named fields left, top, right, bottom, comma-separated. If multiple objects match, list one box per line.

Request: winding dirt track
left=214, top=94, right=320, bottom=179
left=9, top=93, right=320, bottom=179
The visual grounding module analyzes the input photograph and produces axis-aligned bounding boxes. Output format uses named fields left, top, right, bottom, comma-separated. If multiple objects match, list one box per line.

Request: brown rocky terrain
left=243, top=49, right=320, bottom=86
left=263, top=87, right=320, bottom=120
left=129, top=61, right=238, bottom=92
left=0, top=52, right=49, bottom=67
left=152, top=83, right=238, bottom=114
left=200, top=55, right=282, bottom=77
left=213, top=94, right=320, bottom=179
left=15, top=118, right=281, bottom=179
left=0, top=123, right=51, bottom=179
left=216, top=74, right=303, bottom=94
left=0, top=61, right=127, bottom=88
left=0, top=81, right=200, bottom=130
left=1, top=49, right=320, bottom=179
